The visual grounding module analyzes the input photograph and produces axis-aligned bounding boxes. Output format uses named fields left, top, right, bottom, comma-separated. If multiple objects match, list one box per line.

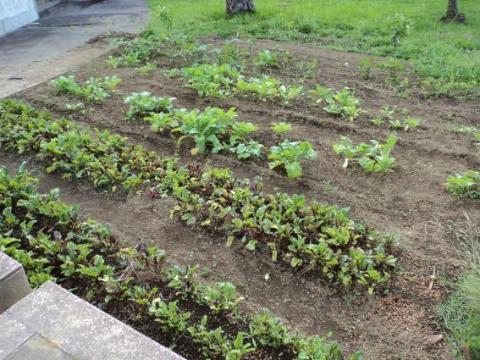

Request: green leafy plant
left=229, top=140, right=263, bottom=160
left=236, top=76, right=303, bottom=104
left=389, top=117, right=421, bottom=131
left=147, top=112, right=179, bottom=133
left=229, top=121, right=257, bottom=145
left=199, top=282, right=242, bottom=314
left=253, top=49, right=283, bottom=69
left=388, top=13, right=414, bottom=48
left=271, top=122, right=292, bottom=136
left=182, top=64, right=240, bottom=98
left=379, top=58, right=405, bottom=86
left=50, top=75, right=118, bottom=103
left=0, top=164, right=355, bottom=359
left=321, top=88, right=364, bottom=121
left=0, top=99, right=399, bottom=292
left=333, top=134, right=397, bottom=173
left=137, top=62, right=157, bottom=76
left=358, top=59, right=373, bottom=80
left=445, top=170, right=480, bottom=199
left=124, top=92, right=176, bottom=119
left=176, top=107, right=236, bottom=154
left=268, top=140, right=316, bottom=179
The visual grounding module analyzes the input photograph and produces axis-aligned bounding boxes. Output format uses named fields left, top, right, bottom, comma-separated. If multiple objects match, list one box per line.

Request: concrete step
left=0, top=280, right=185, bottom=359
left=0, top=251, right=31, bottom=314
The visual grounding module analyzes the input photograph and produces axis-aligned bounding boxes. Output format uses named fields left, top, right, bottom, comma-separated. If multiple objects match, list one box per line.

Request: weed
left=379, top=58, right=405, bottom=86
left=388, top=13, right=414, bottom=48
left=358, top=59, right=373, bottom=80
left=445, top=170, right=480, bottom=199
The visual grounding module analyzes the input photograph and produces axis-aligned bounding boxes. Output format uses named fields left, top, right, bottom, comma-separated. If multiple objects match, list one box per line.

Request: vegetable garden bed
left=2, top=33, right=479, bottom=359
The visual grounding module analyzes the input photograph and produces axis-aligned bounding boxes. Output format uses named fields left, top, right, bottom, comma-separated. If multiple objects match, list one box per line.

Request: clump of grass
left=439, top=216, right=480, bottom=359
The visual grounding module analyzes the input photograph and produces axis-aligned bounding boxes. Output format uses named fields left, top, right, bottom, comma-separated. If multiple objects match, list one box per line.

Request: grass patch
left=439, top=216, right=480, bottom=358
left=147, top=0, right=480, bottom=97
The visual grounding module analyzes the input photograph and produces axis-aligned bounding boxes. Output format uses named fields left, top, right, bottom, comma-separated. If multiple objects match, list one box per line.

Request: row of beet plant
left=0, top=99, right=398, bottom=293
left=124, top=91, right=316, bottom=179
left=0, top=166, right=359, bottom=359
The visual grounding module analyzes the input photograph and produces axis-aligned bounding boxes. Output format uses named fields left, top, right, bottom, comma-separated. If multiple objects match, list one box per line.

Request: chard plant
left=236, top=75, right=303, bottom=104
left=253, top=49, right=284, bottom=69
left=182, top=63, right=240, bottom=98
left=229, top=121, right=257, bottom=145
left=323, top=88, right=364, bottom=121
left=333, top=134, right=398, bottom=174
left=124, top=92, right=176, bottom=119
left=271, top=122, right=292, bottom=136
left=176, top=107, right=236, bottom=155
left=268, top=140, right=317, bottom=179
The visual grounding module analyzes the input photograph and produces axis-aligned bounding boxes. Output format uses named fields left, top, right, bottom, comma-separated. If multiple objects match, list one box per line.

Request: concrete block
left=0, top=281, right=185, bottom=360
left=0, top=251, right=31, bottom=313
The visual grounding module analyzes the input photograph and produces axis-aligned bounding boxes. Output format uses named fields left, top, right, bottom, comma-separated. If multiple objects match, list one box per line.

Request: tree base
left=440, top=12, right=466, bottom=24
left=226, top=0, right=255, bottom=15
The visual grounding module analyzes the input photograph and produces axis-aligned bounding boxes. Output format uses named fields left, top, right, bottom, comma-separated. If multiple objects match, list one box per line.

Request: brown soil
left=6, top=38, right=480, bottom=359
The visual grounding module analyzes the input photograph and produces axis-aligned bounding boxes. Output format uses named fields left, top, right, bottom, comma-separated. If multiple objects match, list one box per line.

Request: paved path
left=0, top=0, right=148, bottom=98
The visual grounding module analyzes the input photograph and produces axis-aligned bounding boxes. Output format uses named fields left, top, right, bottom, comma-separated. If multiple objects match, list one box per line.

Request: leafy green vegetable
left=333, top=134, right=397, bottom=173
left=268, top=140, right=316, bottom=179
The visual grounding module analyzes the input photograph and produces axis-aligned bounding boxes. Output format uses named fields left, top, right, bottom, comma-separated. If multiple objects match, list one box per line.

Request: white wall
left=0, top=0, right=39, bottom=37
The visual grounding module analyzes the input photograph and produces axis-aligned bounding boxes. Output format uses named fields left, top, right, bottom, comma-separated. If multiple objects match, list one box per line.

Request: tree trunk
left=446, top=0, right=458, bottom=18
left=226, top=0, right=255, bottom=15
left=441, top=0, right=466, bottom=23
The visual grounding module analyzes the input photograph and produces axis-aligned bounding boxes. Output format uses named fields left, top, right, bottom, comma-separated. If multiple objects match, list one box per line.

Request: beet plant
left=0, top=166, right=354, bottom=359
left=0, top=99, right=398, bottom=292
left=50, top=75, right=120, bottom=103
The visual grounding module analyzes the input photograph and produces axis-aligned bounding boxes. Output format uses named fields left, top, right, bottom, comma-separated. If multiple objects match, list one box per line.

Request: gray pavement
left=0, top=0, right=148, bottom=98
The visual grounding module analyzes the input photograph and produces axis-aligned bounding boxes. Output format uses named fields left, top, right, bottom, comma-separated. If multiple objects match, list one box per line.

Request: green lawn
left=147, top=0, right=480, bottom=96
